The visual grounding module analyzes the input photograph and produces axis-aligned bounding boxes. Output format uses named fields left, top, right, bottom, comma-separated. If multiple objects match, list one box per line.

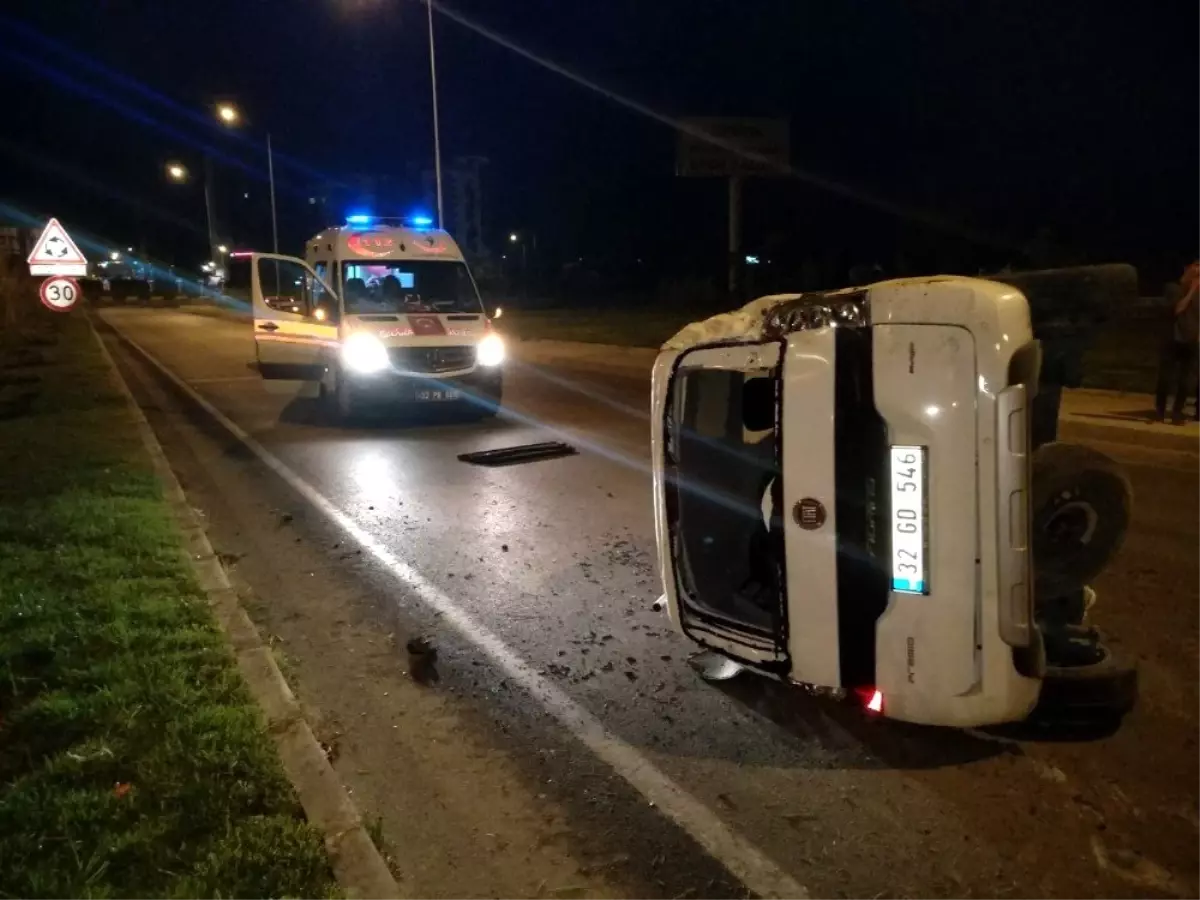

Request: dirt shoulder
left=0, top=314, right=337, bottom=898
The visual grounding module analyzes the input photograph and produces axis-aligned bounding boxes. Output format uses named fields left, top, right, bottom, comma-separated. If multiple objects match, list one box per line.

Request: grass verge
left=0, top=314, right=338, bottom=898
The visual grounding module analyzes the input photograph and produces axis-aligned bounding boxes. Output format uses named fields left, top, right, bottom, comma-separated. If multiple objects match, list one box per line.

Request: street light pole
left=267, top=132, right=279, bottom=254
left=426, top=0, right=444, bottom=229
left=215, top=101, right=277, bottom=253
left=203, top=154, right=217, bottom=266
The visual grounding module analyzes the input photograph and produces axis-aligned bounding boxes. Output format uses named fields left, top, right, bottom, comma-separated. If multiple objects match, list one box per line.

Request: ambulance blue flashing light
left=410, top=215, right=434, bottom=228
left=345, top=213, right=373, bottom=226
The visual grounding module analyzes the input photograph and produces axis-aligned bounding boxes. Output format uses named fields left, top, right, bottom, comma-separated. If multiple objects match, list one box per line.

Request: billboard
left=676, top=118, right=790, bottom=177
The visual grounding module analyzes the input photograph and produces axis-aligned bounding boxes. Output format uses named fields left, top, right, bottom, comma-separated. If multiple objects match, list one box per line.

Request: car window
left=257, top=257, right=314, bottom=315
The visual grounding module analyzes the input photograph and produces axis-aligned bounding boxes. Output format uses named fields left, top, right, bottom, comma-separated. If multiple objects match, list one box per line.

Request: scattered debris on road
left=406, top=635, right=440, bottom=684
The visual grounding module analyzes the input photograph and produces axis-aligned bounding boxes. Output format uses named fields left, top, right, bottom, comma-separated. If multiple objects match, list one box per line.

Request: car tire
left=1032, top=627, right=1138, bottom=725
left=465, top=378, right=503, bottom=419
left=1031, top=442, right=1132, bottom=600
left=480, top=378, right=503, bottom=416
left=323, top=368, right=356, bottom=424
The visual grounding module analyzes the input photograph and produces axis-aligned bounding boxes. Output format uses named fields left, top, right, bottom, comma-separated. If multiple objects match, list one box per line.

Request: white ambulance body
left=240, top=216, right=504, bottom=418
left=651, top=276, right=1044, bottom=728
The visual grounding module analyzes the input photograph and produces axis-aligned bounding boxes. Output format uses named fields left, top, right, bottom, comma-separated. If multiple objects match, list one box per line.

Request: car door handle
left=258, top=322, right=279, bottom=332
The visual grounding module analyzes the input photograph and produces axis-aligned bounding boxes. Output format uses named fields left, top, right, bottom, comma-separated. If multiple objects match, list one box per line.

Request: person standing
left=1154, top=259, right=1199, bottom=424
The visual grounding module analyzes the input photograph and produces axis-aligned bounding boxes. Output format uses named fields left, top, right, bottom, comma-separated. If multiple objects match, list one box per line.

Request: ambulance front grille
left=388, top=345, right=474, bottom=373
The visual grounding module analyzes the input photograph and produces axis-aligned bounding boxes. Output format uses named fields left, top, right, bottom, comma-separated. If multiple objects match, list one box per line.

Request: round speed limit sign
left=39, top=275, right=80, bottom=312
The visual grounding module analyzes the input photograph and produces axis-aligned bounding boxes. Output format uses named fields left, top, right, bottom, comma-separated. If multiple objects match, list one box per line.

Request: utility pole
left=267, top=133, right=279, bottom=254
left=203, top=154, right=217, bottom=266
left=426, top=0, right=445, bottom=229
left=728, top=175, right=742, bottom=298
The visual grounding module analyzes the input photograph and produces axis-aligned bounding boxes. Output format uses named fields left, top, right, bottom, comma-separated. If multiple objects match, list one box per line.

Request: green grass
left=0, top=315, right=338, bottom=898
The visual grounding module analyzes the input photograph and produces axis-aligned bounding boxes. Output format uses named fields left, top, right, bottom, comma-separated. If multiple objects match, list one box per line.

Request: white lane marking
left=108, top=323, right=810, bottom=900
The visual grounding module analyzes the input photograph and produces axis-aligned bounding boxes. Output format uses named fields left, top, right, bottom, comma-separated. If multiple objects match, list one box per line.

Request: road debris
left=458, top=441, right=578, bottom=467
left=406, top=635, right=439, bottom=685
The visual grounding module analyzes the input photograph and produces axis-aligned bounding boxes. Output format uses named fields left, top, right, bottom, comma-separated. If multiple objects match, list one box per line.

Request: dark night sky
left=1, top=0, right=1196, bottom=288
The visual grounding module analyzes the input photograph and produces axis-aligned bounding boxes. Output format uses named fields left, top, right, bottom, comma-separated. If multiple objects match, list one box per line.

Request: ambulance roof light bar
left=344, top=213, right=436, bottom=230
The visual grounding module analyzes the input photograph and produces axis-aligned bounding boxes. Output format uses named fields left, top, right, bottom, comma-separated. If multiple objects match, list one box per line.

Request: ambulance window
left=256, top=257, right=314, bottom=315
left=340, top=260, right=483, bottom=314
left=312, top=261, right=332, bottom=309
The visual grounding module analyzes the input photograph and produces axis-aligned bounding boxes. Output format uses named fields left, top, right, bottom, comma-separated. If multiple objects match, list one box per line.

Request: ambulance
left=233, top=215, right=504, bottom=419
left=651, top=269, right=1137, bottom=728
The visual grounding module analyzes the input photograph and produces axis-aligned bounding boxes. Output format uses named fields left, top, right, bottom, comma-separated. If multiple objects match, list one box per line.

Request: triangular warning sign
left=28, top=218, right=88, bottom=276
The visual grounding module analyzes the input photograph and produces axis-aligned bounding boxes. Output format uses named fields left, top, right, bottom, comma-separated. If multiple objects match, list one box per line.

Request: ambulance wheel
left=481, top=379, right=503, bottom=416
left=466, top=379, right=503, bottom=419
left=1031, top=442, right=1132, bottom=600
left=323, top=369, right=357, bottom=423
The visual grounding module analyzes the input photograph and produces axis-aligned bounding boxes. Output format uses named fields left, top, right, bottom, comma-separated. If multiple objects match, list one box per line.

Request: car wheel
left=1032, top=625, right=1138, bottom=726
left=1031, top=442, right=1132, bottom=600
left=326, top=369, right=355, bottom=423
left=479, top=378, right=504, bottom=416
left=463, top=379, right=503, bottom=420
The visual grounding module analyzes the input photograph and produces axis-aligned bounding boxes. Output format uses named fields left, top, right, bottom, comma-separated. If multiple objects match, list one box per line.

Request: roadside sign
left=676, top=118, right=790, bottom=177
left=27, top=218, right=88, bottom=277
left=39, top=275, right=80, bottom=312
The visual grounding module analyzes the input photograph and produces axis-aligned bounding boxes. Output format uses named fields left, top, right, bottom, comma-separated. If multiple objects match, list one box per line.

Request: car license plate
left=416, top=389, right=460, bottom=402
left=889, top=445, right=928, bottom=594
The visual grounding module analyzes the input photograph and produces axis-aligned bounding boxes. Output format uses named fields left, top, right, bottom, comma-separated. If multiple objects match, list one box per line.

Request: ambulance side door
left=240, top=253, right=339, bottom=380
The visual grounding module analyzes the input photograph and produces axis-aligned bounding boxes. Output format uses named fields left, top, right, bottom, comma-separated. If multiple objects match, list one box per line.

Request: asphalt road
left=100, top=308, right=1198, bottom=899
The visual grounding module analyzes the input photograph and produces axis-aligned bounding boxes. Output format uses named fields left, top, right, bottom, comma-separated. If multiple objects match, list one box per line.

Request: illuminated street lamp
left=217, top=244, right=229, bottom=254
left=109, top=250, right=121, bottom=261
left=216, top=100, right=278, bottom=254
left=509, top=233, right=518, bottom=243
left=166, top=161, right=188, bottom=182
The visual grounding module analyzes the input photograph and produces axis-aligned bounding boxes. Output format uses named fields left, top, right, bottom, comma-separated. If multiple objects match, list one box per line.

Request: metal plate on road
left=39, top=275, right=80, bottom=312
left=458, top=441, right=578, bottom=467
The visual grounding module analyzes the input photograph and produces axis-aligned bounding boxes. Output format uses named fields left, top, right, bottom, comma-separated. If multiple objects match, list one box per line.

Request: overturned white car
left=651, top=270, right=1137, bottom=728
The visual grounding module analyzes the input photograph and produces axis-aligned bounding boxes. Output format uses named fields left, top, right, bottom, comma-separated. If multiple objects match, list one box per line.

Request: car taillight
left=855, top=687, right=884, bottom=714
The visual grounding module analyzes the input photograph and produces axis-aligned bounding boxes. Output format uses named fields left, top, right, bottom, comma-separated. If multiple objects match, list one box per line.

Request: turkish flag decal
left=406, top=314, right=447, bottom=336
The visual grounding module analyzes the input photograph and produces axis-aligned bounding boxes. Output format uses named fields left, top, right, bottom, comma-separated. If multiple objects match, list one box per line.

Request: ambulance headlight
left=341, top=332, right=389, bottom=374
left=477, top=333, right=506, bottom=367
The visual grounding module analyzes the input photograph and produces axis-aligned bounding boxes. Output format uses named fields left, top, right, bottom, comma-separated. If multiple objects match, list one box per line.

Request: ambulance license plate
left=889, top=445, right=928, bottom=594
left=416, top=389, right=460, bottom=402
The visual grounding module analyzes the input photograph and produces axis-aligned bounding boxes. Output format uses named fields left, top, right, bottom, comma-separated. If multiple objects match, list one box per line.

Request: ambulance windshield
left=341, top=261, right=483, bottom=315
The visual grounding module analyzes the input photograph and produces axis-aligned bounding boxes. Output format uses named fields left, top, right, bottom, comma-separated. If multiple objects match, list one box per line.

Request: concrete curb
left=87, top=317, right=401, bottom=900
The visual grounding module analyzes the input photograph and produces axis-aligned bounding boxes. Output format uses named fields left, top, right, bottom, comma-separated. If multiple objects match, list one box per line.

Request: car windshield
left=340, top=261, right=483, bottom=315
